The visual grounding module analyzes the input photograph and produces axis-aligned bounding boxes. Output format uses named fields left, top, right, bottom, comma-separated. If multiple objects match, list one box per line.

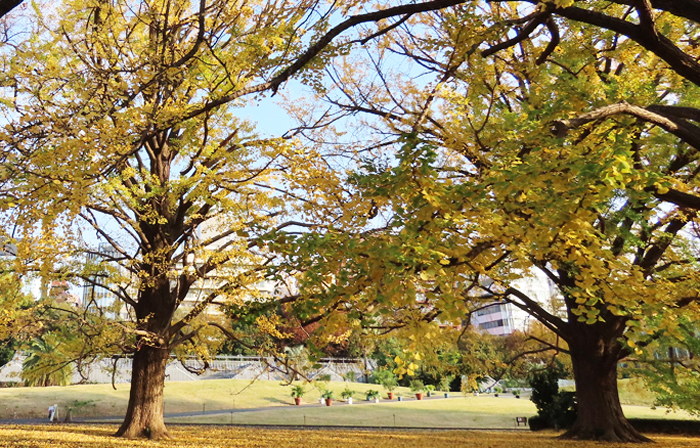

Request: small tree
left=529, top=369, right=577, bottom=431
left=409, top=379, right=424, bottom=393
left=438, top=375, right=454, bottom=393
left=372, top=369, right=398, bottom=393
left=21, top=336, right=72, bottom=387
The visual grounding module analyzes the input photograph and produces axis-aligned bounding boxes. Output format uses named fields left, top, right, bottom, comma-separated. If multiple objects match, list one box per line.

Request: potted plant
left=410, top=379, right=425, bottom=400
left=366, top=389, right=380, bottom=403
left=494, top=386, right=502, bottom=397
left=439, top=375, right=453, bottom=398
left=512, top=389, right=521, bottom=399
left=321, top=389, right=334, bottom=406
left=341, top=387, right=354, bottom=405
left=424, top=384, right=435, bottom=397
left=313, top=374, right=331, bottom=404
left=291, top=385, right=306, bottom=405
left=374, top=370, right=399, bottom=399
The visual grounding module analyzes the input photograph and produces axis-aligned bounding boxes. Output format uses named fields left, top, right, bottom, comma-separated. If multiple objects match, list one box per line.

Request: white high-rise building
left=472, top=302, right=517, bottom=336
left=472, top=269, right=562, bottom=336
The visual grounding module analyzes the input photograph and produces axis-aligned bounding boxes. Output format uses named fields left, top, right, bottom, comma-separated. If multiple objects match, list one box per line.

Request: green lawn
left=168, top=395, right=534, bottom=428
left=0, top=378, right=696, bottom=429
left=0, top=379, right=412, bottom=419
left=618, top=377, right=659, bottom=406
left=167, top=395, right=697, bottom=428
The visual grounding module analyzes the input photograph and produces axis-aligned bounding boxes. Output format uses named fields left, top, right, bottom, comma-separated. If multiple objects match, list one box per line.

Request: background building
left=82, top=242, right=131, bottom=319
left=472, top=269, right=562, bottom=336
left=472, top=302, right=517, bottom=336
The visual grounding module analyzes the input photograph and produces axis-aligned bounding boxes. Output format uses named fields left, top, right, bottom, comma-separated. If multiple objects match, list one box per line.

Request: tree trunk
left=115, top=345, right=170, bottom=440
left=562, top=337, right=651, bottom=443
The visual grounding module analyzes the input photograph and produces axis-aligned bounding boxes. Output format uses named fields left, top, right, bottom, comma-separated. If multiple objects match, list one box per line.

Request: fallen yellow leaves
left=0, top=425, right=697, bottom=447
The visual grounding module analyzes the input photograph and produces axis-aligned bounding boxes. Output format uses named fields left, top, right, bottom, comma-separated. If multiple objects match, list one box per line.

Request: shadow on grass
left=264, top=397, right=292, bottom=405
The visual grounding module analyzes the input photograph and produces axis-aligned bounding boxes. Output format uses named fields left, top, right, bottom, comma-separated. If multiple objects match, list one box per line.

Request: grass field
left=618, top=378, right=658, bottom=406
left=166, top=395, right=697, bottom=428
left=0, top=379, right=412, bottom=419
left=0, top=377, right=662, bottom=420
left=1, top=424, right=699, bottom=447
left=1, top=378, right=695, bottom=430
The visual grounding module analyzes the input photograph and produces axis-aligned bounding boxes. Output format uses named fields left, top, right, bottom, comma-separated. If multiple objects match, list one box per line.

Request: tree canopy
left=0, top=0, right=478, bottom=439
left=2, top=0, right=700, bottom=443
left=277, top=0, right=700, bottom=442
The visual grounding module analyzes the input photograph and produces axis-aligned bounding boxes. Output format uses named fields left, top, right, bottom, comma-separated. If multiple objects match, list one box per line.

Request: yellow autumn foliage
left=0, top=425, right=697, bottom=447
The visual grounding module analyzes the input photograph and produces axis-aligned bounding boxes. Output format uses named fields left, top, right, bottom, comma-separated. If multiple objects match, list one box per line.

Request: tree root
left=560, top=425, right=653, bottom=443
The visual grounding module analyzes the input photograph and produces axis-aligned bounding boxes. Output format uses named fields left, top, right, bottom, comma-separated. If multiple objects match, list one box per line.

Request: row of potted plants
left=291, top=382, right=452, bottom=406
left=375, top=372, right=452, bottom=399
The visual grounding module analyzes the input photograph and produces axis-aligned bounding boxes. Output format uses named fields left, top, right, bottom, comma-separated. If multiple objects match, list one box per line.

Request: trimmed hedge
left=527, top=415, right=549, bottom=431
left=628, top=419, right=700, bottom=435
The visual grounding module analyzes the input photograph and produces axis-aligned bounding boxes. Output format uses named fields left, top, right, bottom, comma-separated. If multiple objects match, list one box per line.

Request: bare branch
left=536, top=16, right=560, bottom=65
left=183, top=0, right=470, bottom=120
left=482, top=5, right=553, bottom=58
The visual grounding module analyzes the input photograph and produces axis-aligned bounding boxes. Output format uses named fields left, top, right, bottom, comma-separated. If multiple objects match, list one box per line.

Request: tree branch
left=183, top=0, right=470, bottom=120
left=555, top=101, right=700, bottom=151
left=482, top=6, right=552, bottom=58
left=0, top=0, right=21, bottom=19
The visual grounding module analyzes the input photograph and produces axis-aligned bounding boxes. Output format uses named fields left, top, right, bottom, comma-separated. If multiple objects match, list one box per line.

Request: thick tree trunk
left=562, top=337, right=651, bottom=443
left=115, top=345, right=170, bottom=440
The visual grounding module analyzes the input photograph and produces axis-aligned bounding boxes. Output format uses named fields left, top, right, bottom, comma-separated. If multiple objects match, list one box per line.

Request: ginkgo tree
left=0, top=0, right=477, bottom=440
left=279, top=1, right=700, bottom=443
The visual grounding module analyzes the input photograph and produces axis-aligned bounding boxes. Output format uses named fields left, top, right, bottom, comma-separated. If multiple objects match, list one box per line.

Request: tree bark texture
left=115, top=345, right=170, bottom=439
left=562, top=327, right=651, bottom=443
left=115, top=270, right=175, bottom=439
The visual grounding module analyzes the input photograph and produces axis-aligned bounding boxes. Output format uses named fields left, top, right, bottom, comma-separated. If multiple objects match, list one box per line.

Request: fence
left=0, top=354, right=377, bottom=385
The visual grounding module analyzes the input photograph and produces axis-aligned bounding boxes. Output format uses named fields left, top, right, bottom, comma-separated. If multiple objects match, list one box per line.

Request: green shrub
left=438, top=375, right=453, bottom=392
left=372, top=370, right=398, bottom=392
left=409, top=379, right=424, bottom=392
left=529, top=369, right=576, bottom=430
left=528, top=415, right=549, bottom=431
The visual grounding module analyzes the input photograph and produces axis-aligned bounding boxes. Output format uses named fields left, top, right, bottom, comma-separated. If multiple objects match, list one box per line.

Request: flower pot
left=397, top=396, right=403, bottom=401
left=319, top=398, right=324, bottom=404
left=516, top=395, right=520, bottom=399
left=387, top=392, right=394, bottom=400
left=415, top=393, right=423, bottom=400
left=374, top=398, right=380, bottom=403
left=426, top=391, right=432, bottom=397
left=294, top=397, right=302, bottom=405
left=346, top=397, right=353, bottom=405
left=444, top=393, right=449, bottom=398
left=494, top=394, right=499, bottom=397
left=325, top=398, right=332, bottom=406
